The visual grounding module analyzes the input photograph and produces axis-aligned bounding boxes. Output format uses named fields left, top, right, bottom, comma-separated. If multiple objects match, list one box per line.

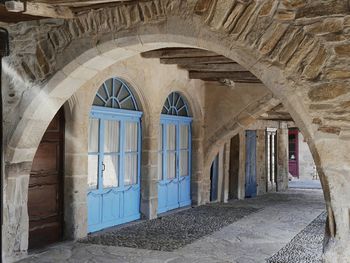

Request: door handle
left=102, top=162, right=106, bottom=172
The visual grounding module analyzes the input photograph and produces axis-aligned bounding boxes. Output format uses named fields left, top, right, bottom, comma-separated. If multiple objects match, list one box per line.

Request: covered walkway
left=17, top=189, right=325, bottom=263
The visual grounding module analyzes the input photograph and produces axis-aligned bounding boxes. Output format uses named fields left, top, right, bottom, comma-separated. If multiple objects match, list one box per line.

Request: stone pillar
left=256, top=129, right=267, bottom=195
left=314, top=136, right=350, bottom=262
left=221, top=140, right=230, bottom=202
left=277, top=124, right=288, bottom=191
left=217, top=146, right=224, bottom=202
left=237, top=131, right=246, bottom=200
left=64, top=103, right=88, bottom=240
left=140, top=115, right=159, bottom=219
left=191, top=119, right=205, bottom=206
left=3, top=162, right=31, bottom=262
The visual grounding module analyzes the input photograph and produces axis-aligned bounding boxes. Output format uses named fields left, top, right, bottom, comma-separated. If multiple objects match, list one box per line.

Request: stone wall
left=2, top=0, right=350, bottom=261
left=298, top=132, right=318, bottom=180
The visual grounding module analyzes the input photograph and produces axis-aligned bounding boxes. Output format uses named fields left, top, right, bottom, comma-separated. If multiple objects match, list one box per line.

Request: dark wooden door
left=28, top=109, right=64, bottom=249
left=210, top=154, right=219, bottom=202
left=288, top=129, right=299, bottom=178
left=245, top=130, right=257, bottom=198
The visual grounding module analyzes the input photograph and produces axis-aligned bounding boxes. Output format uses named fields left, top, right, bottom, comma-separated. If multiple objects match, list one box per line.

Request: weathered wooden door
left=28, top=109, right=64, bottom=249
left=288, top=129, right=299, bottom=178
left=245, top=130, right=257, bottom=198
left=210, top=154, right=219, bottom=202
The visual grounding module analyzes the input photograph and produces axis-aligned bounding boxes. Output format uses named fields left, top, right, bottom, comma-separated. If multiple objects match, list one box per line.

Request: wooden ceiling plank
left=141, top=48, right=218, bottom=59
left=5, top=1, right=74, bottom=19
left=179, top=63, right=247, bottom=72
left=28, top=0, right=134, bottom=8
left=160, top=56, right=233, bottom=65
left=200, top=78, right=262, bottom=83
left=189, top=71, right=258, bottom=80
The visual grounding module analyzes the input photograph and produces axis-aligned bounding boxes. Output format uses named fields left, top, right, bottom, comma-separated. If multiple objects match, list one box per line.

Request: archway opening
left=87, top=77, right=143, bottom=233
left=28, top=107, right=65, bottom=249
left=157, top=92, right=192, bottom=214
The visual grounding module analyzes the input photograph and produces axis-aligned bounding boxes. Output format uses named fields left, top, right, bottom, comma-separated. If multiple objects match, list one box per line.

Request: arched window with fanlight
left=87, top=77, right=142, bottom=232
left=158, top=92, right=192, bottom=214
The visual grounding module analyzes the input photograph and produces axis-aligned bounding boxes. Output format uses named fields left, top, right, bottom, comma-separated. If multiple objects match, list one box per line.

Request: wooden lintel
left=160, top=56, right=233, bottom=65
left=189, top=71, right=258, bottom=81
left=5, top=1, right=74, bottom=19
left=141, top=48, right=217, bottom=59
left=179, top=63, right=247, bottom=72
left=30, top=0, right=134, bottom=7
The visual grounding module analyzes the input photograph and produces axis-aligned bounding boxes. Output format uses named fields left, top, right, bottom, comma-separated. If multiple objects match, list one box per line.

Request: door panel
left=158, top=119, right=191, bottom=214
left=87, top=109, right=141, bottom=233
left=245, top=130, right=257, bottom=198
left=28, top=109, right=64, bottom=249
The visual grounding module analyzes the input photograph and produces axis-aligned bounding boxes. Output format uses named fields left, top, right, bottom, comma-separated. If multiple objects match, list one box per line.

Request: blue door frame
left=245, top=130, right=257, bottom=198
left=88, top=106, right=142, bottom=233
left=158, top=114, right=192, bottom=214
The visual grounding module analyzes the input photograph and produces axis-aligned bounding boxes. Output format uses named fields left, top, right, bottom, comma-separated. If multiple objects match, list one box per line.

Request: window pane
left=104, top=120, right=119, bottom=153
left=167, top=152, right=176, bottom=179
left=88, top=155, right=98, bottom=189
left=125, top=122, right=138, bottom=152
left=103, top=155, right=119, bottom=188
left=180, top=125, right=189, bottom=149
left=124, top=154, right=138, bottom=185
left=88, top=119, right=99, bottom=152
left=166, top=124, right=176, bottom=151
left=179, top=150, right=188, bottom=176
left=158, top=152, right=163, bottom=181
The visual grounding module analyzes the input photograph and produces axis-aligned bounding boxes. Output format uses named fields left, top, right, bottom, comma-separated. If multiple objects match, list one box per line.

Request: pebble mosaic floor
left=266, top=211, right=326, bottom=263
left=80, top=204, right=259, bottom=251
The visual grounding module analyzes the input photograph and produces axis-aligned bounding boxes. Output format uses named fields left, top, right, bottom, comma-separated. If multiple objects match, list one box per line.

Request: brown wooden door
left=28, top=109, right=64, bottom=249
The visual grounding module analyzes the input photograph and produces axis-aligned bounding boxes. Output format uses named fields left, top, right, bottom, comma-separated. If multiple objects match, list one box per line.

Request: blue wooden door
left=87, top=107, right=142, bottom=232
left=245, top=130, right=257, bottom=198
left=210, top=154, right=219, bottom=202
left=158, top=116, right=192, bottom=214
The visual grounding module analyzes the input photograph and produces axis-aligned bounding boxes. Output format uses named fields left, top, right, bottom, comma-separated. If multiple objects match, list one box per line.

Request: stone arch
left=3, top=1, right=350, bottom=261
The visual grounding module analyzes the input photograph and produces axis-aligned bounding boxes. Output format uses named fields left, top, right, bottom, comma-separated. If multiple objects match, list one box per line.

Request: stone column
left=277, top=124, right=288, bottom=192
left=191, top=119, right=205, bottom=206
left=64, top=102, right=89, bottom=240
left=140, top=114, right=159, bottom=219
left=256, top=129, right=267, bottom=195
left=3, top=162, right=31, bottom=262
left=221, top=140, right=230, bottom=202
left=217, top=146, right=224, bottom=202
left=313, top=136, right=350, bottom=262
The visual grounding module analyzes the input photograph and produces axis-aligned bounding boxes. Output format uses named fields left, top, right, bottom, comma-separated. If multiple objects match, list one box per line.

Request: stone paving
left=267, top=212, right=326, bottom=263
left=80, top=204, right=259, bottom=251
left=16, top=189, right=325, bottom=263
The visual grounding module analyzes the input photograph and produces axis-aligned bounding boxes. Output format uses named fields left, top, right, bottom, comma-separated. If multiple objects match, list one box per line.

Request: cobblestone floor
left=80, top=204, right=259, bottom=251
left=266, top=212, right=326, bottom=263
left=17, top=189, right=325, bottom=263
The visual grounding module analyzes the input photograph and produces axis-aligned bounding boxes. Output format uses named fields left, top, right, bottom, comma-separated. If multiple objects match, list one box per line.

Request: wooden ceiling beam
left=179, top=63, right=247, bottom=72
left=29, top=0, right=133, bottom=6
left=141, top=48, right=217, bottom=59
left=160, top=56, right=233, bottom=65
left=5, top=1, right=74, bottom=19
left=189, top=71, right=259, bottom=81
left=200, top=78, right=262, bottom=83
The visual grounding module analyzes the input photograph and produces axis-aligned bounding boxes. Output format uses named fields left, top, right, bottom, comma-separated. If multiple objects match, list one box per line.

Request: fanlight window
left=93, top=78, right=138, bottom=111
left=162, top=92, right=189, bottom=117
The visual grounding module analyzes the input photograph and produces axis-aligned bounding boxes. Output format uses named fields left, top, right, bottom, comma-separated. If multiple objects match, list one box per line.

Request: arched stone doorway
left=87, top=77, right=143, bottom=232
left=28, top=108, right=65, bottom=249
